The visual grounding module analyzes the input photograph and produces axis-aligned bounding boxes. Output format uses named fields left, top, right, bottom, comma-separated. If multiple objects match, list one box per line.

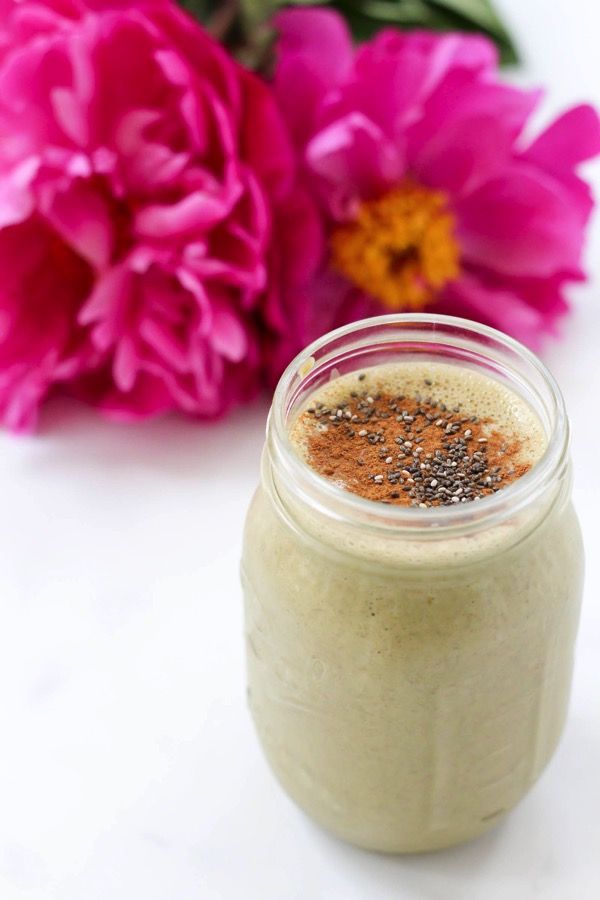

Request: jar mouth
left=269, top=314, right=569, bottom=537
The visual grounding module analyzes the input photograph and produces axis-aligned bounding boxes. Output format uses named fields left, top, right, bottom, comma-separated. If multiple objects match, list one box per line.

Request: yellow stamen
left=330, top=182, right=460, bottom=310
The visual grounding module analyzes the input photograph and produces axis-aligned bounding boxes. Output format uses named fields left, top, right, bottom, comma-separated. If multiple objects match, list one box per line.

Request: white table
left=1, top=2, right=599, bottom=897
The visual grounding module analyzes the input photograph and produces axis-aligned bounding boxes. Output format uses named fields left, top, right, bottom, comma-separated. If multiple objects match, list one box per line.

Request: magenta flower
left=274, top=9, right=600, bottom=347
left=0, top=0, right=321, bottom=431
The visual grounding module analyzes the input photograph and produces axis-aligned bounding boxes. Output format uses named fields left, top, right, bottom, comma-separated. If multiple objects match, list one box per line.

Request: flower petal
left=342, top=30, right=498, bottom=143
left=38, top=177, right=114, bottom=269
left=113, top=334, right=138, bottom=392
left=274, top=8, right=353, bottom=89
left=456, top=167, right=585, bottom=277
left=208, top=298, right=248, bottom=363
left=273, top=8, right=353, bottom=146
left=522, top=104, right=600, bottom=172
left=135, top=189, right=238, bottom=238
left=412, top=114, right=514, bottom=195
left=443, top=274, right=549, bottom=348
left=0, top=157, right=37, bottom=227
left=407, top=74, right=541, bottom=163
left=306, top=113, right=405, bottom=218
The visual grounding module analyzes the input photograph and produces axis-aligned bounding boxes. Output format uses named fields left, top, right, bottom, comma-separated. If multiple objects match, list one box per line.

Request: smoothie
left=242, top=322, right=583, bottom=853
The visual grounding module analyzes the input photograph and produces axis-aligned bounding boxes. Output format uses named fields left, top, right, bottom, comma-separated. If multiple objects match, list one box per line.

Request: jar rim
left=269, top=314, right=569, bottom=538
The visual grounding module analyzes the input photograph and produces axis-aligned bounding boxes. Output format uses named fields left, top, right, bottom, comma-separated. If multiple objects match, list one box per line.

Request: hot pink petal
left=0, top=211, right=95, bottom=430
left=135, top=190, right=238, bottom=239
left=0, top=158, right=37, bottom=227
left=113, top=333, right=138, bottom=392
left=320, top=45, right=432, bottom=142
left=37, top=176, right=114, bottom=268
left=262, top=184, right=323, bottom=381
left=239, top=69, right=295, bottom=200
left=443, top=274, right=548, bottom=349
left=139, top=316, right=189, bottom=373
left=52, top=86, right=89, bottom=146
left=364, top=29, right=498, bottom=77
left=274, top=8, right=353, bottom=89
left=273, top=9, right=354, bottom=146
left=411, top=113, right=514, bottom=196
left=208, top=298, right=248, bottom=363
left=0, top=356, right=54, bottom=432
left=79, top=265, right=129, bottom=335
left=78, top=367, right=174, bottom=421
left=518, top=104, right=600, bottom=229
left=407, top=76, right=541, bottom=162
left=306, top=113, right=405, bottom=218
left=346, top=30, right=498, bottom=143
left=456, top=167, right=585, bottom=278
left=522, top=104, right=600, bottom=173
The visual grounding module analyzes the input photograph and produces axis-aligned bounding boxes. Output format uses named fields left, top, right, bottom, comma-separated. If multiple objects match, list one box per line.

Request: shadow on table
left=311, top=816, right=508, bottom=900
left=17, top=393, right=271, bottom=480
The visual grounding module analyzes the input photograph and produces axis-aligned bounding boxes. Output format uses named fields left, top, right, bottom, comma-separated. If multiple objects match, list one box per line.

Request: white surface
left=1, top=1, right=600, bottom=897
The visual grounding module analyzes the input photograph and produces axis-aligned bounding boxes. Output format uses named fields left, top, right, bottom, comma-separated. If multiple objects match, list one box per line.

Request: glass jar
left=241, top=315, right=584, bottom=853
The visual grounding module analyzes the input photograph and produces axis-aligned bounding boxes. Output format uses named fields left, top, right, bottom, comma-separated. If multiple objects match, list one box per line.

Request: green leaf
left=177, top=0, right=216, bottom=22
left=431, top=0, right=507, bottom=34
left=429, top=0, right=518, bottom=61
left=347, top=0, right=442, bottom=25
left=177, top=0, right=519, bottom=70
left=239, top=0, right=277, bottom=30
left=328, top=0, right=519, bottom=64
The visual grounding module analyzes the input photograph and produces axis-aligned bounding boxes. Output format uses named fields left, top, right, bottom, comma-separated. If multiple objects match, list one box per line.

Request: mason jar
left=241, top=315, right=584, bottom=853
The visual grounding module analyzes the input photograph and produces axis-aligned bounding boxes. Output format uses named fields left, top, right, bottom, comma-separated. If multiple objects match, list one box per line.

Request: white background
left=1, top=1, right=600, bottom=898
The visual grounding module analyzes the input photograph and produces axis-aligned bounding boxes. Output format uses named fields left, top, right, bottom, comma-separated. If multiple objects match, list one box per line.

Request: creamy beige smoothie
left=242, top=327, right=583, bottom=853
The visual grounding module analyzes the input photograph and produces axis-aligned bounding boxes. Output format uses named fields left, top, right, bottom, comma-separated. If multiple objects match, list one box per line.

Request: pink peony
left=274, top=9, right=600, bottom=347
left=0, top=0, right=321, bottom=430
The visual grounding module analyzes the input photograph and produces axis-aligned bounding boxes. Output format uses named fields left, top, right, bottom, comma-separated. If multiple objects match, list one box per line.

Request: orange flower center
left=330, top=182, right=460, bottom=309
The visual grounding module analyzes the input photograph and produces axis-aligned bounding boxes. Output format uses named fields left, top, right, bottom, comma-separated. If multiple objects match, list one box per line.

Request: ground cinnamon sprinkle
left=301, top=376, right=530, bottom=507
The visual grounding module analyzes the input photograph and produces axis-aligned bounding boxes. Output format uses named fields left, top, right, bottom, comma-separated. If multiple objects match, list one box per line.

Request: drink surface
left=289, top=361, right=546, bottom=508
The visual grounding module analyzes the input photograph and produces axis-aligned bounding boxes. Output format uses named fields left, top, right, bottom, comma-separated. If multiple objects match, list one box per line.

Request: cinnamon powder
left=300, top=384, right=530, bottom=507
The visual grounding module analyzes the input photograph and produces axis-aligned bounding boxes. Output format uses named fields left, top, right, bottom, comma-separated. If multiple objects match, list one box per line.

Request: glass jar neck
left=267, top=315, right=569, bottom=543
